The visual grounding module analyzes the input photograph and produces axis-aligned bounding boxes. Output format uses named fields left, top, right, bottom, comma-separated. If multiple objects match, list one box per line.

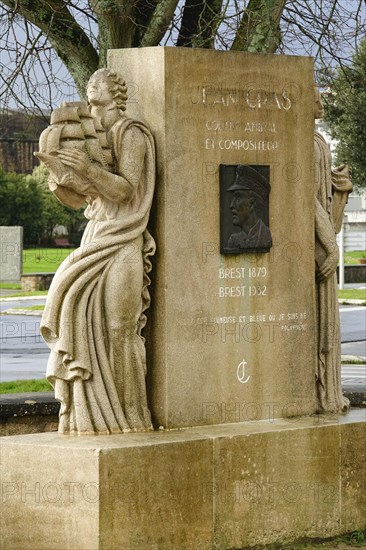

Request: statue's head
left=227, top=165, right=270, bottom=224
left=314, top=85, right=324, bottom=120
left=87, top=69, right=128, bottom=111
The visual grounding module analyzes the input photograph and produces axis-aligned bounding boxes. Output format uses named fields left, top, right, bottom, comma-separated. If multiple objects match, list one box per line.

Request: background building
left=0, top=109, right=48, bottom=174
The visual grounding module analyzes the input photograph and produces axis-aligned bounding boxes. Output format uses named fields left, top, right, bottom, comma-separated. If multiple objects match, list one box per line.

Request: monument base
left=1, top=410, right=365, bottom=550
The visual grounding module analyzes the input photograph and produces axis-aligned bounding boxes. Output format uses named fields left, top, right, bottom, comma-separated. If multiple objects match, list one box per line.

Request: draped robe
left=314, top=131, right=352, bottom=414
left=41, top=117, right=155, bottom=434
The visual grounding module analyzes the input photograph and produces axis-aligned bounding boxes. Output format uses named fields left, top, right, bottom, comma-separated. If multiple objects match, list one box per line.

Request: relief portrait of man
left=225, top=165, right=272, bottom=252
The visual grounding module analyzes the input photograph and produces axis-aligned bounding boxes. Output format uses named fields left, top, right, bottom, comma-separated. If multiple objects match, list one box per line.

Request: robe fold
left=314, top=131, right=351, bottom=414
left=41, top=117, right=156, bottom=434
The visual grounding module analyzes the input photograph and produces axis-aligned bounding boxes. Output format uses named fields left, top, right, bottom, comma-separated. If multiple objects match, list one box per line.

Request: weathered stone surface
left=109, top=47, right=317, bottom=428
left=0, top=389, right=363, bottom=437
left=21, top=273, right=54, bottom=292
left=1, top=410, right=364, bottom=549
left=0, top=415, right=58, bottom=436
left=0, top=392, right=59, bottom=436
left=1, top=438, right=100, bottom=549
left=0, top=391, right=59, bottom=418
left=314, top=88, right=353, bottom=415
left=38, top=69, right=157, bottom=434
left=213, top=424, right=340, bottom=547
left=0, top=226, right=23, bottom=282
left=99, top=437, right=213, bottom=550
left=340, top=416, right=366, bottom=531
left=343, top=387, right=366, bottom=408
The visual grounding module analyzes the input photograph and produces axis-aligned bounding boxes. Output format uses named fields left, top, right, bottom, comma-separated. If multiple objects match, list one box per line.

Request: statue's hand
left=333, top=163, right=352, bottom=180
left=317, top=248, right=339, bottom=282
left=59, top=171, right=77, bottom=188
left=57, top=149, right=91, bottom=176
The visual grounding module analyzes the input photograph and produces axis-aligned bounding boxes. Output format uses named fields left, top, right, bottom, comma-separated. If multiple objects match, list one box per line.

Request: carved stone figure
left=36, top=69, right=156, bottom=434
left=227, top=165, right=272, bottom=250
left=314, top=86, right=352, bottom=414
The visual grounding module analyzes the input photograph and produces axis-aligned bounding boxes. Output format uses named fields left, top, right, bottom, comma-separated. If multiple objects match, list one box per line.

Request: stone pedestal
left=109, top=47, right=317, bottom=429
left=1, top=410, right=365, bottom=550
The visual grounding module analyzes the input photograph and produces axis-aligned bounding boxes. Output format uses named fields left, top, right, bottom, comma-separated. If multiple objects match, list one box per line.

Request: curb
left=1, top=309, right=43, bottom=316
left=341, top=354, right=366, bottom=362
left=0, top=295, right=47, bottom=302
left=338, top=299, right=366, bottom=305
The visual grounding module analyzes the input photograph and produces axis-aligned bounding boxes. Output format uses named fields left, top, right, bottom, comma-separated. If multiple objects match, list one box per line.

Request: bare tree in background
left=0, top=0, right=365, bottom=116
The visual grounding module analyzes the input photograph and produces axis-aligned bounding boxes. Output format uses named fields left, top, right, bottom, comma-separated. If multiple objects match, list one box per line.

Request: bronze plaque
left=220, top=164, right=272, bottom=254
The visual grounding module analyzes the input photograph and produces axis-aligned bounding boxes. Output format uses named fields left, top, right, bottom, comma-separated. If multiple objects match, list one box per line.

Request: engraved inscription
left=178, top=309, right=309, bottom=346
left=205, top=120, right=277, bottom=133
left=178, top=310, right=308, bottom=326
left=205, top=139, right=278, bottom=151
left=218, top=286, right=267, bottom=298
left=204, top=119, right=279, bottom=150
left=191, top=83, right=293, bottom=110
left=237, top=359, right=250, bottom=384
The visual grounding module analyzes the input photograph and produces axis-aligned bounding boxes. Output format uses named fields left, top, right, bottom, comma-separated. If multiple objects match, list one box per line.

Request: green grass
left=338, top=289, right=366, bottom=301
left=3, top=290, right=48, bottom=298
left=0, top=379, right=52, bottom=394
left=344, top=250, right=366, bottom=264
left=0, top=282, right=21, bottom=290
left=10, top=305, right=45, bottom=311
left=23, top=247, right=74, bottom=273
left=0, top=248, right=73, bottom=290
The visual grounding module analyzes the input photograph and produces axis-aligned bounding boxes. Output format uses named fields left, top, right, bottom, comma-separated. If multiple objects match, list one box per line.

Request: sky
left=0, top=0, right=365, bottom=115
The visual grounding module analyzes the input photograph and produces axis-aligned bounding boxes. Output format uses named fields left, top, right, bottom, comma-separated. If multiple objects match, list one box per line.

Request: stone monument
left=0, top=226, right=23, bottom=282
left=112, top=47, right=318, bottom=428
left=35, top=68, right=156, bottom=434
left=1, top=49, right=365, bottom=550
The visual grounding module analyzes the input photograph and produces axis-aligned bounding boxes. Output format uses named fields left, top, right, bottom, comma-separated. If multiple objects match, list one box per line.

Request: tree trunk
left=231, top=0, right=286, bottom=53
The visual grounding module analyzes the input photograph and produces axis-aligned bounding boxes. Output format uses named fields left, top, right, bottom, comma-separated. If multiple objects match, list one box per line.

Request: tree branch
left=139, top=0, right=180, bottom=47
left=1, top=0, right=99, bottom=95
left=177, top=0, right=223, bottom=48
left=89, top=0, right=137, bottom=66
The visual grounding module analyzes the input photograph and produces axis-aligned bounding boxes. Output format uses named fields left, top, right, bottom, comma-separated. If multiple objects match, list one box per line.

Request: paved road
left=339, top=306, right=366, bottom=343
left=341, top=365, right=366, bottom=387
left=0, top=299, right=47, bottom=382
left=0, top=301, right=365, bottom=383
left=339, top=305, right=366, bottom=359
